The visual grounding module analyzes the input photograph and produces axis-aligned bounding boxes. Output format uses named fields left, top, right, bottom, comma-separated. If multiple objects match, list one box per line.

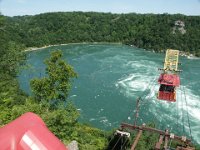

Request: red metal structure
left=157, top=49, right=180, bottom=102
left=0, top=112, right=67, bottom=150
left=158, top=73, right=180, bottom=102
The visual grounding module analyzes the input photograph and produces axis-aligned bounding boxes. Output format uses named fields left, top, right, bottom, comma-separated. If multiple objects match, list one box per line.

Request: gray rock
left=67, top=140, right=79, bottom=150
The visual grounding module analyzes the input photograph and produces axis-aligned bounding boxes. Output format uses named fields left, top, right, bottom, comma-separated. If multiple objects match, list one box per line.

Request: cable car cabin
left=158, top=84, right=176, bottom=102
left=158, top=73, right=180, bottom=102
left=157, top=49, right=181, bottom=102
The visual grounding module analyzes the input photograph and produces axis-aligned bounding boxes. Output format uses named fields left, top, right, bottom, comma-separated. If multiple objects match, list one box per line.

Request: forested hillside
left=5, top=12, right=200, bottom=56
left=0, top=14, right=108, bottom=149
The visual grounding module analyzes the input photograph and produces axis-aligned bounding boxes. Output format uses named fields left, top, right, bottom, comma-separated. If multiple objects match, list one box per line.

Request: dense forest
left=4, top=11, right=200, bottom=56
left=1, top=12, right=200, bottom=149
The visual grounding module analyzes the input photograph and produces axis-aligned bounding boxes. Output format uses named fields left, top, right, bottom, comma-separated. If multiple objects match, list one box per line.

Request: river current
left=18, top=44, right=200, bottom=144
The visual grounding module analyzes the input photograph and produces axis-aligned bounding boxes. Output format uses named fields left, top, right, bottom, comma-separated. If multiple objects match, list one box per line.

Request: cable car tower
left=158, top=49, right=181, bottom=102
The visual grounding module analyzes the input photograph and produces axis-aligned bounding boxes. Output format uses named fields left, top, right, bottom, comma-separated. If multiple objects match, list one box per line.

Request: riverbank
left=25, top=42, right=199, bottom=59
left=129, top=44, right=198, bottom=58
left=25, top=42, right=122, bottom=52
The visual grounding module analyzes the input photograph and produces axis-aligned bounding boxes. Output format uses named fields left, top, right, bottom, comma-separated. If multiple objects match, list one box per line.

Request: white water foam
left=70, top=95, right=77, bottom=98
left=89, top=118, right=96, bottom=121
left=116, top=73, right=158, bottom=98
left=99, top=116, right=112, bottom=127
left=117, top=74, right=148, bottom=92
left=115, top=59, right=159, bottom=95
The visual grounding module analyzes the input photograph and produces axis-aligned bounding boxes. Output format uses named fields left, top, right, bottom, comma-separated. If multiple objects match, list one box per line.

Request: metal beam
left=131, top=124, right=145, bottom=150
left=121, top=122, right=191, bottom=144
left=155, top=135, right=164, bottom=150
left=176, top=146, right=195, bottom=150
left=164, top=130, right=169, bottom=150
left=131, top=130, right=143, bottom=150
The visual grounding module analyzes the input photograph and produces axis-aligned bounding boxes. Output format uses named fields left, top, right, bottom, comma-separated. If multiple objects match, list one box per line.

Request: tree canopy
left=31, top=50, right=77, bottom=105
left=4, top=12, right=200, bottom=56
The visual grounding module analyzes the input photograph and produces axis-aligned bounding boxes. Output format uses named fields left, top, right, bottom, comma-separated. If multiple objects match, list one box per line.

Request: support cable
left=176, top=92, right=180, bottom=133
left=183, top=86, right=193, bottom=142
left=108, top=135, right=114, bottom=146
left=180, top=86, right=186, bottom=135
left=121, top=137, right=129, bottom=150
left=111, top=136, right=123, bottom=150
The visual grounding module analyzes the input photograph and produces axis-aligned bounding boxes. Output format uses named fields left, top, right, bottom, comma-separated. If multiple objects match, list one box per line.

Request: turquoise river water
left=18, top=44, right=200, bottom=144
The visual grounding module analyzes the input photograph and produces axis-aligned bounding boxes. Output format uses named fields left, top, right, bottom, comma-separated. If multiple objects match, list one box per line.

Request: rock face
left=173, top=20, right=186, bottom=34
left=175, top=20, right=185, bottom=27
left=67, top=140, right=79, bottom=150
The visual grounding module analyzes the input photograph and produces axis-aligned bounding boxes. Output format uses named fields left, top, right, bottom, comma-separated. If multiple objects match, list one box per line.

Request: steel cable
left=183, top=86, right=193, bottom=141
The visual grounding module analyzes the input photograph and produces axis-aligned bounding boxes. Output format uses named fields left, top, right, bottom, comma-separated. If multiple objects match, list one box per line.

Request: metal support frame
left=164, top=129, right=169, bottom=150
left=121, top=123, right=191, bottom=145
left=131, top=124, right=145, bottom=150
left=155, top=135, right=164, bottom=150
left=122, top=93, right=193, bottom=150
left=164, top=49, right=180, bottom=72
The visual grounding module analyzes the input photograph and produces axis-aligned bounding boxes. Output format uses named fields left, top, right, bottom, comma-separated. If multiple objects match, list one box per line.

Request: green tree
left=0, top=15, right=26, bottom=108
left=0, top=42, right=26, bottom=77
left=30, top=50, right=77, bottom=105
